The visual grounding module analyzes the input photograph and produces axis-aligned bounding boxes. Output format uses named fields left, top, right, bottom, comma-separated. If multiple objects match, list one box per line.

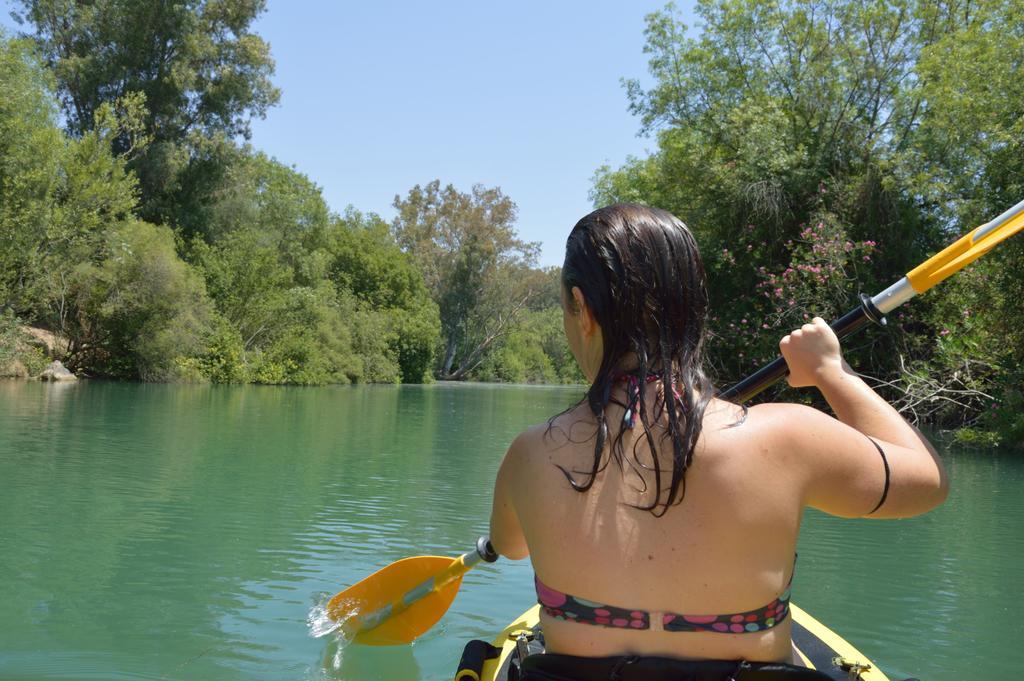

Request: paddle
left=324, top=198, right=1024, bottom=646
left=322, top=536, right=498, bottom=645
left=723, top=198, right=1024, bottom=402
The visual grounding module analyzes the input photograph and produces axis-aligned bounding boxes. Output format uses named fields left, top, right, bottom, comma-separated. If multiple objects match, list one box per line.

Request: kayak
left=457, top=603, right=892, bottom=681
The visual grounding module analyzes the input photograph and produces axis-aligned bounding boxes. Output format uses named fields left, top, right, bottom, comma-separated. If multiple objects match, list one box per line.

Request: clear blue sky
left=3, top=1, right=699, bottom=267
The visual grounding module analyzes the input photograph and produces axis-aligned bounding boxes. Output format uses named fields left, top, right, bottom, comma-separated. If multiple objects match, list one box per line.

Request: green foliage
left=332, top=209, right=427, bottom=309
left=348, top=304, right=401, bottom=385
left=329, top=209, right=441, bottom=382
left=189, top=159, right=441, bottom=385
left=906, top=0, right=1024, bottom=218
left=392, top=180, right=541, bottom=379
left=707, top=206, right=880, bottom=382
left=192, top=228, right=296, bottom=353
left=952, top=427, right=1002, bottom=449
left=174, top=316, right=247, bottom=383
left=0, top=36, right=63, bottom=311
left=0, top=312, right=49, bottom=376
left=895, top=1, right=1024, bottom=442
left=593, top=0, right=946, bottom=390
left=0, top=35, right=139, bottom=330
left=916, top=240, right=1024, bottom=444
left=595, top=0, right=1024, bottom=440
left=14, top=0, right=279, bottom=140
left=205, top=151, right=332, bottom=271
left=64, top=220, right=214, bottom=381
left=600, top=0, right=937, bottom=260
left=0, top=311, right=24, bottom=370
left=1, top=28, right=445, bottom=388
left=5, top=0, right=1019, bottom=412
left=2, top=23, right=556, bottom=390
left=244, top=290, right=362, bottom=386
left=193, top=228, right=359, bottom=386
left=472, top=308, right=584, bottom=384
left=388, top=302, right=441, bottom=383
left=14, top=0, right=280, bottom=228
left=985, top=382, right=1024, bottom=450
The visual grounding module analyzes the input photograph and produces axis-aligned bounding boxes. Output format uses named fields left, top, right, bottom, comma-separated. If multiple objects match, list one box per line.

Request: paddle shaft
left=721, top=198, right=1024, bottom=403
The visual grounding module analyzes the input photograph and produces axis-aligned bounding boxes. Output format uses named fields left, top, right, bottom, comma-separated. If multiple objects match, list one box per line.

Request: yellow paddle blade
left=907, top=204, right=1024, bottom=294
left=326, top=556, right=464, bottom=646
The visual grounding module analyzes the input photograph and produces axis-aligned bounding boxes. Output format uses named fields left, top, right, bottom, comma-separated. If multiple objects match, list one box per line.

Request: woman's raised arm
left=774, top=318, right=949, bottom=519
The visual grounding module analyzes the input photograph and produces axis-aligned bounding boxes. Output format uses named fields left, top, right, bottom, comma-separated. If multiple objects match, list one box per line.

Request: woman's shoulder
left=748, top=401, right=868, bottom=443
left=710, top=399, right=832, bottom=435
left=715, top=400, right=894, bottom=478
left=702, top=399, right=846, bottom=463
left=503, top=403, right=594, bottom=468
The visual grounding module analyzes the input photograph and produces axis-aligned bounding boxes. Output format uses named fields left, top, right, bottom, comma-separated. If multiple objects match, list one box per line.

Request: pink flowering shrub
left=706, top=211, right=877, bottom=389
left=755, top=215, right=877, bottom=326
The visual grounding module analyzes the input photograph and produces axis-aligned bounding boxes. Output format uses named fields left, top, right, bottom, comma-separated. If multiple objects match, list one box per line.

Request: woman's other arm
left=489, top=434, right=530, bottom=560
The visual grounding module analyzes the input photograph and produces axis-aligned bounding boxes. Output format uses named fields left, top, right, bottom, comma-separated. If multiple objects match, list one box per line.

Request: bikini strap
left=612, top=371, right=684, bottom=429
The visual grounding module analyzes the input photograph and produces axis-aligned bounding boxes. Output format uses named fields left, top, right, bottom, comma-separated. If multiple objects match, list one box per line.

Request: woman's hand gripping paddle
left=324, top=537, right=498, bottom=645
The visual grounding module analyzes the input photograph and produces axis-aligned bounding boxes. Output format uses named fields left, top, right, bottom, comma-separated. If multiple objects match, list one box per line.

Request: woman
left=489, top=204, right=948, bottom=679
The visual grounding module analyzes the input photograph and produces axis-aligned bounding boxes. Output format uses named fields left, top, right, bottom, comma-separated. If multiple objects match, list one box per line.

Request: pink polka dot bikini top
left=534, top=570, right=793, bottom=633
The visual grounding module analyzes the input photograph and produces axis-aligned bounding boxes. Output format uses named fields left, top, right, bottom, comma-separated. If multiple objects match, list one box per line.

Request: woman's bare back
left=500, top=391, right=802, bottom=662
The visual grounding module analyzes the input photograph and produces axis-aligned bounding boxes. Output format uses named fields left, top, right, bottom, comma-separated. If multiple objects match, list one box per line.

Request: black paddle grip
left=721, top=294, right=886, bottom=404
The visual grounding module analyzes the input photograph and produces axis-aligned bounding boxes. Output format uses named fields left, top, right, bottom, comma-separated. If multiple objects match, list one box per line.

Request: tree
left=13, top=0, right=280, bottom=228
left=189, top=156, right=440, bottom=384
left=0, top=35, right=138, bottom=329
left=13, top=0, right=278, bottom=142
left=471, top=306, right=585, bottom=384
left=63, top=220, right=215, bottom=380
left=596, top=0, right=939, bottom=385
left=906, top=0, right=1024, bottom=223
left=391, top=181, right=541, bottom=380
left=330, top=209, right=440, bottom=382
left=202, top=150, right=333, bottom=279
left=0, top=34, right=65, bottom=312
left=608, top=0, right=947, bottom=257
left=901, top=0, right=1024, bottom=440
left=595, top=0, right=1024, bottom=437
left=189, top=181, right=361, bottom=386
left=190, top=152, right=341, bottom=378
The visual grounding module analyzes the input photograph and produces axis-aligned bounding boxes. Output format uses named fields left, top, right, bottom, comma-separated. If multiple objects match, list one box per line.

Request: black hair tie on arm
left=866, top=437, right=890, bottom=515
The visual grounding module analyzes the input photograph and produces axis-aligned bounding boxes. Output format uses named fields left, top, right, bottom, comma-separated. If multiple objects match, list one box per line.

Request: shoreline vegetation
left=1, top=1, right=1021, bottom=446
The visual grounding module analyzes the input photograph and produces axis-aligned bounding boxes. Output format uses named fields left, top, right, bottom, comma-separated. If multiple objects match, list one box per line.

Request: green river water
left=1, top=380, right=1021, bottom=680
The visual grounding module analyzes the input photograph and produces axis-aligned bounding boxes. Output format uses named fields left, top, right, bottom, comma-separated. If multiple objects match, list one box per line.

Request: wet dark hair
left=559, top=203, right=714, bottom=516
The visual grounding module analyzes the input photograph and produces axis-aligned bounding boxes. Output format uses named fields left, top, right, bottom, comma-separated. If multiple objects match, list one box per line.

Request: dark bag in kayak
left=518, top=653, right=837, bottom=681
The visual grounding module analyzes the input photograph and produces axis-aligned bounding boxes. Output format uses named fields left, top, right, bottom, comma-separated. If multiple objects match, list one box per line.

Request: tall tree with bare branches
left=392, top=181, right=541, bottom=379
